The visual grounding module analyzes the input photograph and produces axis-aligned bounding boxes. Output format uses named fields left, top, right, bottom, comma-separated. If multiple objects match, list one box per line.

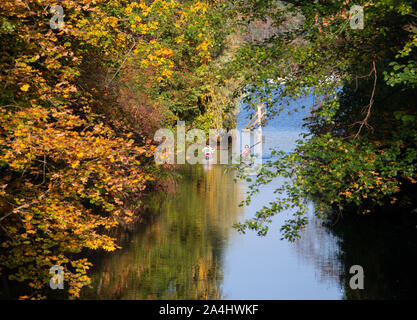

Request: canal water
left=81, top=94, right=417, bottom=300
left=81, top=94, right=347, bottom=300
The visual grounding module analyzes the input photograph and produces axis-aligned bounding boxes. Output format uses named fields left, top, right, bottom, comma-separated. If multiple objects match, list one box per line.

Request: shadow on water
left=329, top=210, right=417, bottom=299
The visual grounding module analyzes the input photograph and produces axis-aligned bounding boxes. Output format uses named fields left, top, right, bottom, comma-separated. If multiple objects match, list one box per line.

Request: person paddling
left=241, top=144, right=251, bottom=166
left=202, top=143, right=215, bottom=160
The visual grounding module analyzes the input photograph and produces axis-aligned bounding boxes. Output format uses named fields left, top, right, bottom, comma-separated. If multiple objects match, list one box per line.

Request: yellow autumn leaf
left=20, top=84, right=30, bottom=91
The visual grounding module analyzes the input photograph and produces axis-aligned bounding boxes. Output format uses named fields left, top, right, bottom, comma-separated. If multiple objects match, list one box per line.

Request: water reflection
left=81, top=92, right=417, bottom=300
left=294, top=209, right=343, bottom=290
left=220, top=177, right=343, bottom=300
left=82, top=101, right=348, bottom=299
left=331, top=212, right=417, bottom=299
left=82, top=164, right=245, bottom=299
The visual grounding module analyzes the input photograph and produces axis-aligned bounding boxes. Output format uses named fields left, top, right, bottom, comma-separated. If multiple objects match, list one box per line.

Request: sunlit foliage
left=232, top=0, right=417, bottom=240
left=0, top=0, right=231, bottom=299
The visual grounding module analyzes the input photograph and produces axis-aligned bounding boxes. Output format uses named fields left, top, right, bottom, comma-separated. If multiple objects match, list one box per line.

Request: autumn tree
left=230, top=0, right=417, bottom=240
left=0, top=0, right=233, bottom=299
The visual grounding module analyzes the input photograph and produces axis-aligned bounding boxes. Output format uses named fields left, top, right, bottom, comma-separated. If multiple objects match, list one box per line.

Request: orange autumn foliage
left=1, top=0, right=225, bottom=299
left=0, top=0, right=157, bottom=299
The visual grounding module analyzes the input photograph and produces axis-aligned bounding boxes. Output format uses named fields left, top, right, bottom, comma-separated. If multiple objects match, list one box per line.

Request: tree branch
left=353, top=60, right=377, bottom=138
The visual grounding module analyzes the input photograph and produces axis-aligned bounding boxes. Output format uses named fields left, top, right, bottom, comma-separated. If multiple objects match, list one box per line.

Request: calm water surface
left=81, top=95, right=417, bottom=299
left=81, top=162, right=344, bottom=299
left=81, top=96, right=346, bottom=300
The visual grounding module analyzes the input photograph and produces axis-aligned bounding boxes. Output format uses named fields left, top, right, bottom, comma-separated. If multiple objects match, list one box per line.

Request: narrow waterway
left=81, top=94, right=417, bottom=300
left=81, top=94, right=347, bottom=300
left=81, top=162, right=344, bottom=299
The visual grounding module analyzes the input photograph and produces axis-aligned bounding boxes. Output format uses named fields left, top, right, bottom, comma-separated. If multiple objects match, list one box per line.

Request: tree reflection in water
left=294, top=205, right=343, bottom=291
left=295, top=204, right=417, bottom=299
left=81, top=164, right=245, bottom=299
